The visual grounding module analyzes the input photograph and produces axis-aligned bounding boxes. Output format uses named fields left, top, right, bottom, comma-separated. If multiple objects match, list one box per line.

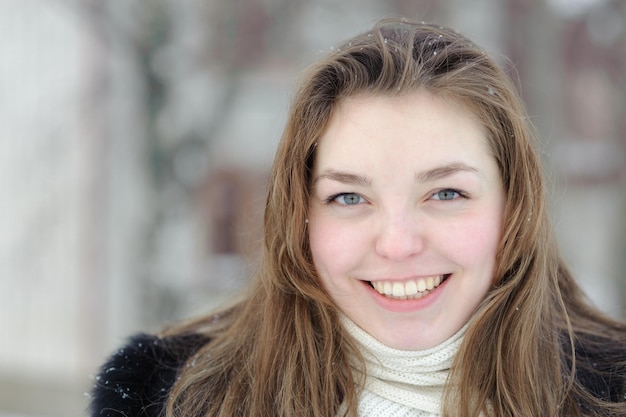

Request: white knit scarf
left=341, top=316, right=467, bottom=417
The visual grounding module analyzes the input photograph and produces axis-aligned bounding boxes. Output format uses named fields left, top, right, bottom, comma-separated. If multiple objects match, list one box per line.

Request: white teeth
left=371, top=275, right=446, bottom=299
left=426, top=276, right=435, bottom=290
left=405, top=280, right=417, bottom=296
left=392, top=282, right=404, bottom=297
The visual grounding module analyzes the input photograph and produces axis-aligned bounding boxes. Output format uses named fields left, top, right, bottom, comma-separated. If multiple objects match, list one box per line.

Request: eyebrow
left=312, top=170, right=372, bottom=187
left=415, top=163, right=480, bottom=183
left=313, top=163, right=479, bottom=187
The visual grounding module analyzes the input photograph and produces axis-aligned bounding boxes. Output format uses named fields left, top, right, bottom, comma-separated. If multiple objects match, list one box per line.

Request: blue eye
left=432, top=189, right=461, bottom=201
left=332, top=193, right=364, bottom=205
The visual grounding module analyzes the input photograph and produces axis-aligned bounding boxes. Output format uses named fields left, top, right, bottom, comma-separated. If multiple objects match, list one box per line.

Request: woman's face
left=308, top=91, right=505, bottom=350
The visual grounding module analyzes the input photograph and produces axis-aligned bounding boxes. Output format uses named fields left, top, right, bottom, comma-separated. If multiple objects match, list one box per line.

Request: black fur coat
left=89, top=333, right=208, bottom=417
left=89, top=332, right=625, bottom=417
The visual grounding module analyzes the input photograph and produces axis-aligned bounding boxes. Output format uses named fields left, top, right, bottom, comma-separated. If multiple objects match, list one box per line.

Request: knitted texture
left=341, top=316, right=467, bottom=416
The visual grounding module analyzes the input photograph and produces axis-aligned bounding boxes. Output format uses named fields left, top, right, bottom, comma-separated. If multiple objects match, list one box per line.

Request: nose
left=374, top=210, right=425, bottom=261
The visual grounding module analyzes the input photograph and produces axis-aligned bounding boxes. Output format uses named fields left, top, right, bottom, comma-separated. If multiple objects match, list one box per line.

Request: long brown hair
left=164, top=18, right=625, bottom=417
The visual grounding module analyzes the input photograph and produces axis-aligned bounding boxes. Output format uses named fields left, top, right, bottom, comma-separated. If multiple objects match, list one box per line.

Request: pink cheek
left=441, top=221, right=501, bottom=261
left=310, top=222, right=364, bottom=269
left=309, top=223, right=339, bottom=258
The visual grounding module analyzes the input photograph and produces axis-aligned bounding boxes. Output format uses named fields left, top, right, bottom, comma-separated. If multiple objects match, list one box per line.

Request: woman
left=90, top=18, right=626, bottom=417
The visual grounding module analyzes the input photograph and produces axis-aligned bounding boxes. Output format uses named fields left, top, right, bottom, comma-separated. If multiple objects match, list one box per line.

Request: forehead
left=315, top=92, right=492, bottom=171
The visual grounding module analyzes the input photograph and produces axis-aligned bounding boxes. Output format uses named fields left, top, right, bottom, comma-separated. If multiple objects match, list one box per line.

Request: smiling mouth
left=369, top=275, right=450, bottom=300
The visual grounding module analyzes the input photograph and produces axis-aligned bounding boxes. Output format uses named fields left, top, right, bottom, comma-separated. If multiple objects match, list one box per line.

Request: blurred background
left=0, top=0, right=624, bottom=416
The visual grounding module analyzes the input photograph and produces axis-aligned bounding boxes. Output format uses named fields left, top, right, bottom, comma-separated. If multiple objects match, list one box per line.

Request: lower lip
left=363, top=276, right=450, bottom=313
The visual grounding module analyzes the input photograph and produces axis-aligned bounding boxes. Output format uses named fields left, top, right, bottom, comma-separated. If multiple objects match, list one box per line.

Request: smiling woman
left=89, top=17, right=626, bottom=417
left=308, top=92, right=504, bottom=351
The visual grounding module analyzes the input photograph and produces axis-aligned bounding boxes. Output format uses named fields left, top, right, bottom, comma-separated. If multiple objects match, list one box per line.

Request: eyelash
left=325, top=189, right=468, bottom=205
left=430, top=188, right=467, bottom=201
left=325, top=192, right=365, bottom=205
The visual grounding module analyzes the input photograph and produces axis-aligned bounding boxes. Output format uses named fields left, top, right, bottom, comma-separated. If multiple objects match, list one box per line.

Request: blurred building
left=0, top=0, right=623, bottom=416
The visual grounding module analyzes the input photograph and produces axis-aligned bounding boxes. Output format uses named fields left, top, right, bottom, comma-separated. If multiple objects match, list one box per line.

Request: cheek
left=444, top=212, right=503, bottom=269
left=308, top=216, right=335, bottom=258
left=308, top=216, right=366, bottom=277
left=309, top=216, right=334, bottom=266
